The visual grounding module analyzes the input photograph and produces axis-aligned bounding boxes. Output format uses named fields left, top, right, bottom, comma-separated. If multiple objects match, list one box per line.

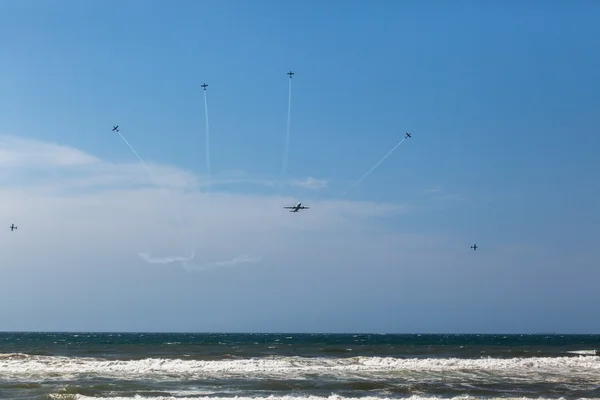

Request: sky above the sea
left=1, top=0, right=599, bottom=333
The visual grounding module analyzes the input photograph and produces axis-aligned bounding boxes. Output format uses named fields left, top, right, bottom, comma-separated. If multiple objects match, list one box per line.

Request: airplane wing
left=302, top=207, right=310, bottom=209
left=283, top=206, right=294, bottom=209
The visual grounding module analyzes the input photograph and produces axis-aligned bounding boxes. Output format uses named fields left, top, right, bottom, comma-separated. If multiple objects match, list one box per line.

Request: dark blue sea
left=1, top=333, right=599, bottom=400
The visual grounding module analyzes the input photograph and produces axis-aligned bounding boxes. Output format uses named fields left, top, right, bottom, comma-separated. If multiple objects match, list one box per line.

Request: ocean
left=0, top=333, right=599, bottom=400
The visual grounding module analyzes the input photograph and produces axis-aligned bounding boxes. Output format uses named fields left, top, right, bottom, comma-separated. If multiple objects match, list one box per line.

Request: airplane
left=201, top=83, right=208, bottom=90
left=288, top=71, right=294, bottom=78
left=405, top=132, right=412, bottom=139
left=112, top=126, right=119, bottom=132
left=283, top=202, right=309, bottom=212
left=471, top=244, right=478, bottom=251
left=9, top=224, right=17, bottom=231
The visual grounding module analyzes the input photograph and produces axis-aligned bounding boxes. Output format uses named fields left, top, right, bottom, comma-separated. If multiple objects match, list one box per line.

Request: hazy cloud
left=425, top=187, right=467, bottom=202
left=290, top=177, right=328, bottom=190
left=2, top=134, right=595, bottom=333
left=0, top=135, right=99, bottom=168
left=139, top=251, right=196, bottom=264
left=0, top=134, right=411, bottom=275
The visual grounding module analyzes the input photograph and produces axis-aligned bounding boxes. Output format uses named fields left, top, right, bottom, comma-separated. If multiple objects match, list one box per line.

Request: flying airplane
left=405, top=132, right=412, bottom=139
left=283, top=202, right=309, bottom=212
left=471, top=244, right=478, bottom=251
left=201, top=83, right=208, bottom=90
left=288, top=71, right=294, bottom=78
left=112, top=126, right=119, bottom=132
left=9, top=224, right=17, bottom=231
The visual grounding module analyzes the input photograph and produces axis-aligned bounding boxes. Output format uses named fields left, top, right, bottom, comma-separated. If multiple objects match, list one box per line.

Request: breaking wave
left=50, top=395, right=600, bottom=400
left=2, top=354, right=599, bottom=382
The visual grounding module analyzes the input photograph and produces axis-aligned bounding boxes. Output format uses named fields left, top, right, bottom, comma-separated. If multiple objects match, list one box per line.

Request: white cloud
left=424, top=186, right=517, bottom=207
left=3, top=134, right=596, bottom=333
left=0, top=135, right=99, bottom=168
left=139, top=251, right=196, bottom=264
left=184, top=255, right=263, bottom=272
left=0, top=134, right=412, bottom=275
left=290, top=177, right=328, bottom=190
left=425, top=187, right=467, bottom=202
left=0, top=136, right=330, bottom=195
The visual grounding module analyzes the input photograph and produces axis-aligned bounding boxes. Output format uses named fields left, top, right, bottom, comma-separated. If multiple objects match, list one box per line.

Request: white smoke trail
left=203, top=89, right=211, bottom=193
left=281, top=75, right=293, bottom=178
left=183, top=254, right=261, bottom=272
left=115, top=131, right=194, bottom=263
left=117, top=133, right=166, bottom=194
left=139, top=251, right=195, bottom=264
left=343, top=137, right=407, bottom=197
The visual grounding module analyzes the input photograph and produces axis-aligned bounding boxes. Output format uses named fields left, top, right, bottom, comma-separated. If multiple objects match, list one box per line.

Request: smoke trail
left=281, top=75, right=293, bottom=178
left=252, top=73, right=294, bottom=261
left=343, top=137, right=407, bottom=197
left=116, top=132, right=175, bottom=198
left=203, top=89, right=211, bottom=192
left=139, top=251, right=195, bottom=264
left=116, top=131, right=194, bottom=261
left=183, top=255, right=261, bottom=272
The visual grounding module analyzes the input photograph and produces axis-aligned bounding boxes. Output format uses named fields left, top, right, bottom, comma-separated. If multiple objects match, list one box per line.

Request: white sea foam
left=567, top=350, right=598, bottom=355
left=3, top=354, right=600, bottom=383
left=66, top=395, right=600, bottom=400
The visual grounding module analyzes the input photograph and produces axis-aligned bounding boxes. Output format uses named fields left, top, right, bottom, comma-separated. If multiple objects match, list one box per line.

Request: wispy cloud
left=0, top=134, right=411, bottom=274
left=424, top=186, right=518, bottom=207
left=290, top=177, right=328, bottom=190
left=0, top=135, right=328, bottom=194
left=198, top=174, right=328, bottom=191
left=139, top=251, right=196, bottom=264
left=184, top=255, right=262, bottom=272
left=0, top=136, right=99, bottom=168
left=436, top=193, right=468, bottom=202
left=425, top=187, right=468, bottom=202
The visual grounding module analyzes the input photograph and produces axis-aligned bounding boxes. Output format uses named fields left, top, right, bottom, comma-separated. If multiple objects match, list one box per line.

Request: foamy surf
left=3, top=333, right=600, bottom=399
left=59, top=395, right=600, bottom=400
left=2, top=354, right=600, bottom=382
left=567, top=350, right=598, bottom=355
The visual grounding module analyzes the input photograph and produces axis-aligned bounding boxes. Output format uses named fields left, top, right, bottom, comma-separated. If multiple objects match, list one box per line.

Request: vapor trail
left=116, top=132, right=174, bottom=200
left=343, top=137, right=406, bottom=196
left=116, top=131, right=194, bottom=262
left=139, top=251, right=195, bottom=264
left=281, top=76, right=293, bottom=178
left=183, top=255, right=262, bottom=273
left=203, top=89, right=211, bottom=192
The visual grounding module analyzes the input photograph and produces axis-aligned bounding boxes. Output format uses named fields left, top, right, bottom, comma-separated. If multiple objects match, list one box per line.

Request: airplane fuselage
left=284, top=202, right=309, bottom=212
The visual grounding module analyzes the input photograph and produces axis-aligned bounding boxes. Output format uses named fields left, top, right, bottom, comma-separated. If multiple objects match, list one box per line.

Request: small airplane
left=471, top=244, right=478, bottom=251
left=283, top=202, right=309, bottom=212
left=9, top=224, right=17, bottom=231
left=201, top=83, right=208, bottom=90
left=405, top=132, right=412, bottom=139
left=112, top=126, right=119, bottom=132
left=288, top=71, right=294, bottom=78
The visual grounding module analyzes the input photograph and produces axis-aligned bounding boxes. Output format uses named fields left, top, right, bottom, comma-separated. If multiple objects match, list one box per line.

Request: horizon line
left=0, top=331, right=596, bottom=335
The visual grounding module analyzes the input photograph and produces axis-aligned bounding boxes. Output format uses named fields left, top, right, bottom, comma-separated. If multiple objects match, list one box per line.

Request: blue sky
left=1, top=0, right=600, bottom=333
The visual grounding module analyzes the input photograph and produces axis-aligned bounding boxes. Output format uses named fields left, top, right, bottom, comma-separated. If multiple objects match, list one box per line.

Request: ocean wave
left=567, top=350, right=598, bottom=356
left=2, top=354, right=599, bottom=383
left=0, top=352, right=31, bottom=359
left=56, top=395, right=600, bottom=400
